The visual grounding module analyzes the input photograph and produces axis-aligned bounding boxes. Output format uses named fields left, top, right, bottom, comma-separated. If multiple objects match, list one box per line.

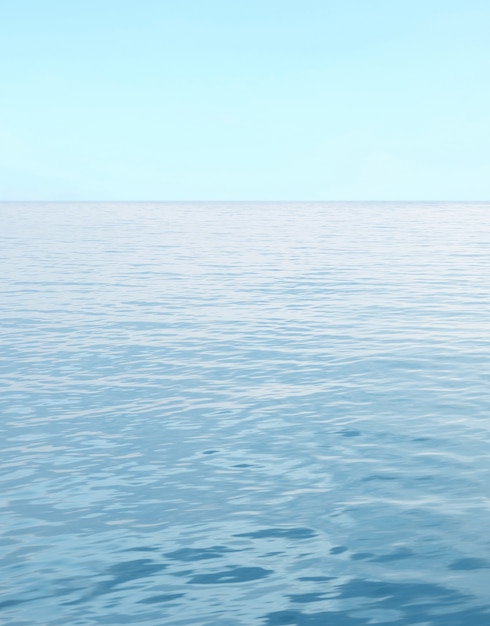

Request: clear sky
left=1, top=0, right=489, bottom=200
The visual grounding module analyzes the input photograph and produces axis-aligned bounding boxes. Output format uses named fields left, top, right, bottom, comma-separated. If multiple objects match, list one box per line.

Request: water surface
left=1, top=202, right=490, bottom=625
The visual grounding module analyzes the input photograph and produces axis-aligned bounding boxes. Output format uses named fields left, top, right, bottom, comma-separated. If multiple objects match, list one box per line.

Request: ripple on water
left=1, top=202, right=490, bottom=625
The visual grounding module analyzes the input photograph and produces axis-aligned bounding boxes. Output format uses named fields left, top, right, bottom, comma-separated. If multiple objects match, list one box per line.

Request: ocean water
left=1, top=201, right=490, bottom=626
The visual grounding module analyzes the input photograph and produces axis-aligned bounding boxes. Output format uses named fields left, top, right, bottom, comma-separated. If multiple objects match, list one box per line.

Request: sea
left=1, top=201, right=490, bottom=626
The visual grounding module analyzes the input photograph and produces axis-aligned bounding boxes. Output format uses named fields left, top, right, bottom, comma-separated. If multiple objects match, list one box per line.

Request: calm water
left=2, top=202, right=490, bottom=625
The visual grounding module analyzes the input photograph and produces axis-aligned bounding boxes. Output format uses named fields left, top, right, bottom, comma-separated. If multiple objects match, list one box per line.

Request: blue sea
left=2, top=201, right=490, bottom=626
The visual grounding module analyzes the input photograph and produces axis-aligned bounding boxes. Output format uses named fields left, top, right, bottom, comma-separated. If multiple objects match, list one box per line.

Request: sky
left=1, top=0, right=489, bottom=201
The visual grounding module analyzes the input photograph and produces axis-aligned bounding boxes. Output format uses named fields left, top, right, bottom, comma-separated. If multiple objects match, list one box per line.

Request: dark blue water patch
left=68, top=559, right=168, bottom=603
left=0, top=599, right=25, bottom=610
left=361, top=473, right=400, bottom=481
left=449, top=558, right=490, bottom=570
left=264, top=609, right=370, bottom=625
left=338, top=429, right=362, bottom=437
left=137, top=593, right=185, bottom=604
left=234, top=528, right=316, bottom=540
left=338, top=579, right=478, bottom=613
left=350, top=552, right=374, bottom=561
left=165, top=546, right=239, bottom=561
left=122, top=546, right=159, bottom=553
left=372, top=547, right=414, bottom=562
left=187, top=566, right=272, bottom=584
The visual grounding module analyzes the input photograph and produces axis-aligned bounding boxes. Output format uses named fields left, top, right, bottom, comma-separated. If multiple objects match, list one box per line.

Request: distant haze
left=1, top=0, right=489, bottom=201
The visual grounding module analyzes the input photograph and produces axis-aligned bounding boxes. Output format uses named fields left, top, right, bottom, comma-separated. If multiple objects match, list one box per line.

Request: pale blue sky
left=1, top=0, right=489, bottom=200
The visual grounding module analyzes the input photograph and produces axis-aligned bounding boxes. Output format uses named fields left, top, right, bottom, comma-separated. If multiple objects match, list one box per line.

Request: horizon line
left=1, top=199, right=490, bottom=204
